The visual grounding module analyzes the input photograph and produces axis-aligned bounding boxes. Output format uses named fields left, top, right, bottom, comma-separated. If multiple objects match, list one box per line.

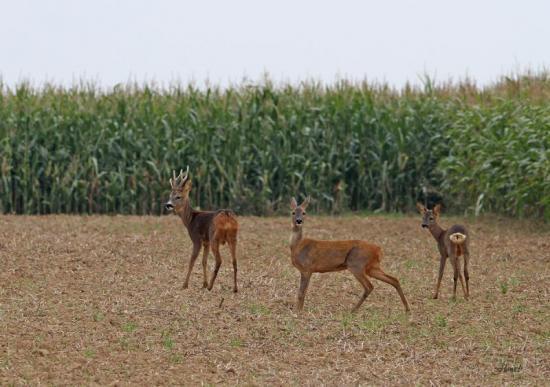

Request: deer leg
left=207, top=241, right=222, bottom=291
left=450, top=255, right=460, bottom=300
left=369, top=268, right=410, bottom=312
left=201, top=243, right=210, bottom=288
left=433, top=255, right=447, bottom=299
left=463, top=250, right=470, bottom=299
left=349, top=269, right=374, bottom=313
left=457, top=256, right=467, bottom=299
left=296, top=272, right=312, bottom=311
left=183, top=242, right=201, bottom=289
left=228, top=238, right=238, bottom=293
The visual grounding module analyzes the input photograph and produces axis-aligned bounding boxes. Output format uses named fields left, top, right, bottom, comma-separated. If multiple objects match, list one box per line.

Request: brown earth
left=1, top=214, right=549, bottom=385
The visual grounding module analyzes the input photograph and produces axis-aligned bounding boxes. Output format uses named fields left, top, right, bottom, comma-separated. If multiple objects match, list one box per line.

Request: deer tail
left=215, top=209, right=239, bottom=229
left=220, top=209, right=237, bottom=220
left=449, top=233, right=467, bottom=244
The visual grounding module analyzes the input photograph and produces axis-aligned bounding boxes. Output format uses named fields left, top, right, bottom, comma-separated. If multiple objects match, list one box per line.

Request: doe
left=416, top=203, right=470, bottom=300
left=289, top=196, right=410, bottom=313
left=165, top=167, right=239, bottom=292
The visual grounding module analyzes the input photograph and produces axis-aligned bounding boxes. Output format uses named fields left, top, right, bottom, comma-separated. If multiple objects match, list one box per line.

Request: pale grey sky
left=1, top=0, right=549, bottom=88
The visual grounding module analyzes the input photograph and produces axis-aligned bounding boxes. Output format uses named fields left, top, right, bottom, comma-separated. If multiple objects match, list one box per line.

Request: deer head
left=416, top=202, right=441, bottom=228
left=290, top=196, right=310, bottom=227
left=165, top=166, right=191, bottom=212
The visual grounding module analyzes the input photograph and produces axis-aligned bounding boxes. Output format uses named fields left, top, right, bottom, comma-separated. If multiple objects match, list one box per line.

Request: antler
left=181, top=165, right=190, bottom=184
left=170, top=166, right=190, bottom=189
left=170, top=169, right=177, bottom=189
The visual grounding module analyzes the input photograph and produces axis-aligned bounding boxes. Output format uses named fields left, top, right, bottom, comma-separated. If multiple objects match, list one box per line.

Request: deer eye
left=303, top=212, right=306, bottom=215
left=292, top=211, right=295, bottom=215
left=175, top=196, right=181, bottom=200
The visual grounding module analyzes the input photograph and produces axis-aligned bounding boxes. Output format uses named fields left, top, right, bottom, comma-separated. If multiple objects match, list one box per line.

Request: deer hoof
left=202, top=282, right=208, bottom=288
left=233, top=288, right=238, bottom=293
left=182, top=283, right=189, bottom=289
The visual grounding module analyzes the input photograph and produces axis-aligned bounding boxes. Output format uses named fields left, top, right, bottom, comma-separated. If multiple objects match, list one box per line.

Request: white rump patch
left=449, top=233, right=467, bottom=243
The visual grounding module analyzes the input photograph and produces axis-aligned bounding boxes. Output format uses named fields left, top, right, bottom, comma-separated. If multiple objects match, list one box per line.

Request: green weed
left=93, top=311, right=104, bottom=322
left=248, top=303, right=270, bottom=316
left=83, top=349, right=95, bottom=358
left=230, top=338, right=244, bottom=348
left=122, top=322, right=137, bottom=333
left=435, top=314, right=448, bottom=328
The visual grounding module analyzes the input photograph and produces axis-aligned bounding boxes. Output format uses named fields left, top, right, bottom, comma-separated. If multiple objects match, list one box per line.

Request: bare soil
left=1, top=214, right=549, bottom=385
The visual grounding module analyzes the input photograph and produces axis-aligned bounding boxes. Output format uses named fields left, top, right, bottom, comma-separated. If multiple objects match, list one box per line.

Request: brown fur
left=416, top=203, right=471, bottom=300
left=289, top=197, right=410, bottom=313
left=166, top=168, right=239, bottom=292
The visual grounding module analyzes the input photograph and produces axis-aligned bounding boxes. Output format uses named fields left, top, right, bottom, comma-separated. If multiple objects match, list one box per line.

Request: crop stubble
left=0, top=215, right=549, bottom=385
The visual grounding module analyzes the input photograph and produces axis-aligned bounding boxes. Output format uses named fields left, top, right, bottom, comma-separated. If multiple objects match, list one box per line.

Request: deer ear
left=433, top=204, right=441, bottom=215
left=183, top=178, right=192, bottom=191
left=290, top=197, right=298, bottom=210
left=300, top=196, right=311, bottom=210
left=416, top=202, right=426, bottom=214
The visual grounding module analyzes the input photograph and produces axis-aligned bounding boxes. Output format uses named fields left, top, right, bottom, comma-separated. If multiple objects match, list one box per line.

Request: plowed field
left=1, top=215, right=549, bottom=385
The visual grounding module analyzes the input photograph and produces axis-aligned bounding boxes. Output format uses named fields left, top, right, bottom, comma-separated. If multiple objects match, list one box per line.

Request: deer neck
left=176, top=197, right=194, bottom=229
left=428, top=222, right=445, bottom=242
left=289, top=225, right=303, bottom=252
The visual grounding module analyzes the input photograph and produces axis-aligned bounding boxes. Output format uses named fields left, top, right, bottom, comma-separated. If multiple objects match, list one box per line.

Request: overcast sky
left=1, top=0, right=549, bottom=89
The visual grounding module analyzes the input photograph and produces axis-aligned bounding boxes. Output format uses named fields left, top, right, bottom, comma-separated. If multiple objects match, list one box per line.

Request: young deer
left=416, top=203, right=470, bottom=300
left=289, top=196, right=410, bottom=313
left=165, top=167, right=239, bottom=292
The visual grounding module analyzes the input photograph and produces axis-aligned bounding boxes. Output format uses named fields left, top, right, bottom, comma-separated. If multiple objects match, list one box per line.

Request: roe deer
left=165, top=167, right=239, bottom=292
left=289, top=196, right=410, bottom=313
left=416, top=203, right=470, bottom=300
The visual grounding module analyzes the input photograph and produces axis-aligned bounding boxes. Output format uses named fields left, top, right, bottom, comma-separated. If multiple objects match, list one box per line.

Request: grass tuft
left=435, top=314, right=448, bottom=328
left=122, top=322, right=137, bottom=333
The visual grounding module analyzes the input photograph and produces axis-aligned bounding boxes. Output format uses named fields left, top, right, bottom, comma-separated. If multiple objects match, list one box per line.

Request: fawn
left=289, top=196, right=410, bottom=313
left=416, top=203, right=470, bottom=300
left=165, top=167, right=239, bottom=292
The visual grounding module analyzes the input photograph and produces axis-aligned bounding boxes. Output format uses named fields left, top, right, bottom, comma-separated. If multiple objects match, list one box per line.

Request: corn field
left=0, top=75, right=549, bottom=219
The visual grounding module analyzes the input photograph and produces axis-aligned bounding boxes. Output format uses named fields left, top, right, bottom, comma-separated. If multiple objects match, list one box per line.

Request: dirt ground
left=1, top=214, right=549, bottom=385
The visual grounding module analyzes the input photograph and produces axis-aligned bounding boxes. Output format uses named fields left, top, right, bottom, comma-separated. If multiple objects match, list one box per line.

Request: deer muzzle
left=165, top=202, right=174, bottom=211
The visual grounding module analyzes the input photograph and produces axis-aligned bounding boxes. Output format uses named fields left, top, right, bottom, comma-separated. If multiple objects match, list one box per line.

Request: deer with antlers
left=165, top=167, right=239, bottom=292
left=289, top=196, right=410, bottom=313
left=416, top=203, right=470, bottom=300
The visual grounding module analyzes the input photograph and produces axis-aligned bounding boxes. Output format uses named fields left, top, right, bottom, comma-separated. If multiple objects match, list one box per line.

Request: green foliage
left=438, top=102, right=550, bottom=219
left=122, top=321, right=137, bottom=333
left=162, top=332, right=174, bottom=350
left=92, top=311, right=104, bottom=322
left=83, top=349, right=95, bottom=358
left=435, top=314, right=448, bottom=328
left=499, top=281, right=509, bottom=295
left=0, top=76, right=548, bottom=218
left=248, top=303, right=270, bottom=316
left=230, top=338, right=244, bottom=348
